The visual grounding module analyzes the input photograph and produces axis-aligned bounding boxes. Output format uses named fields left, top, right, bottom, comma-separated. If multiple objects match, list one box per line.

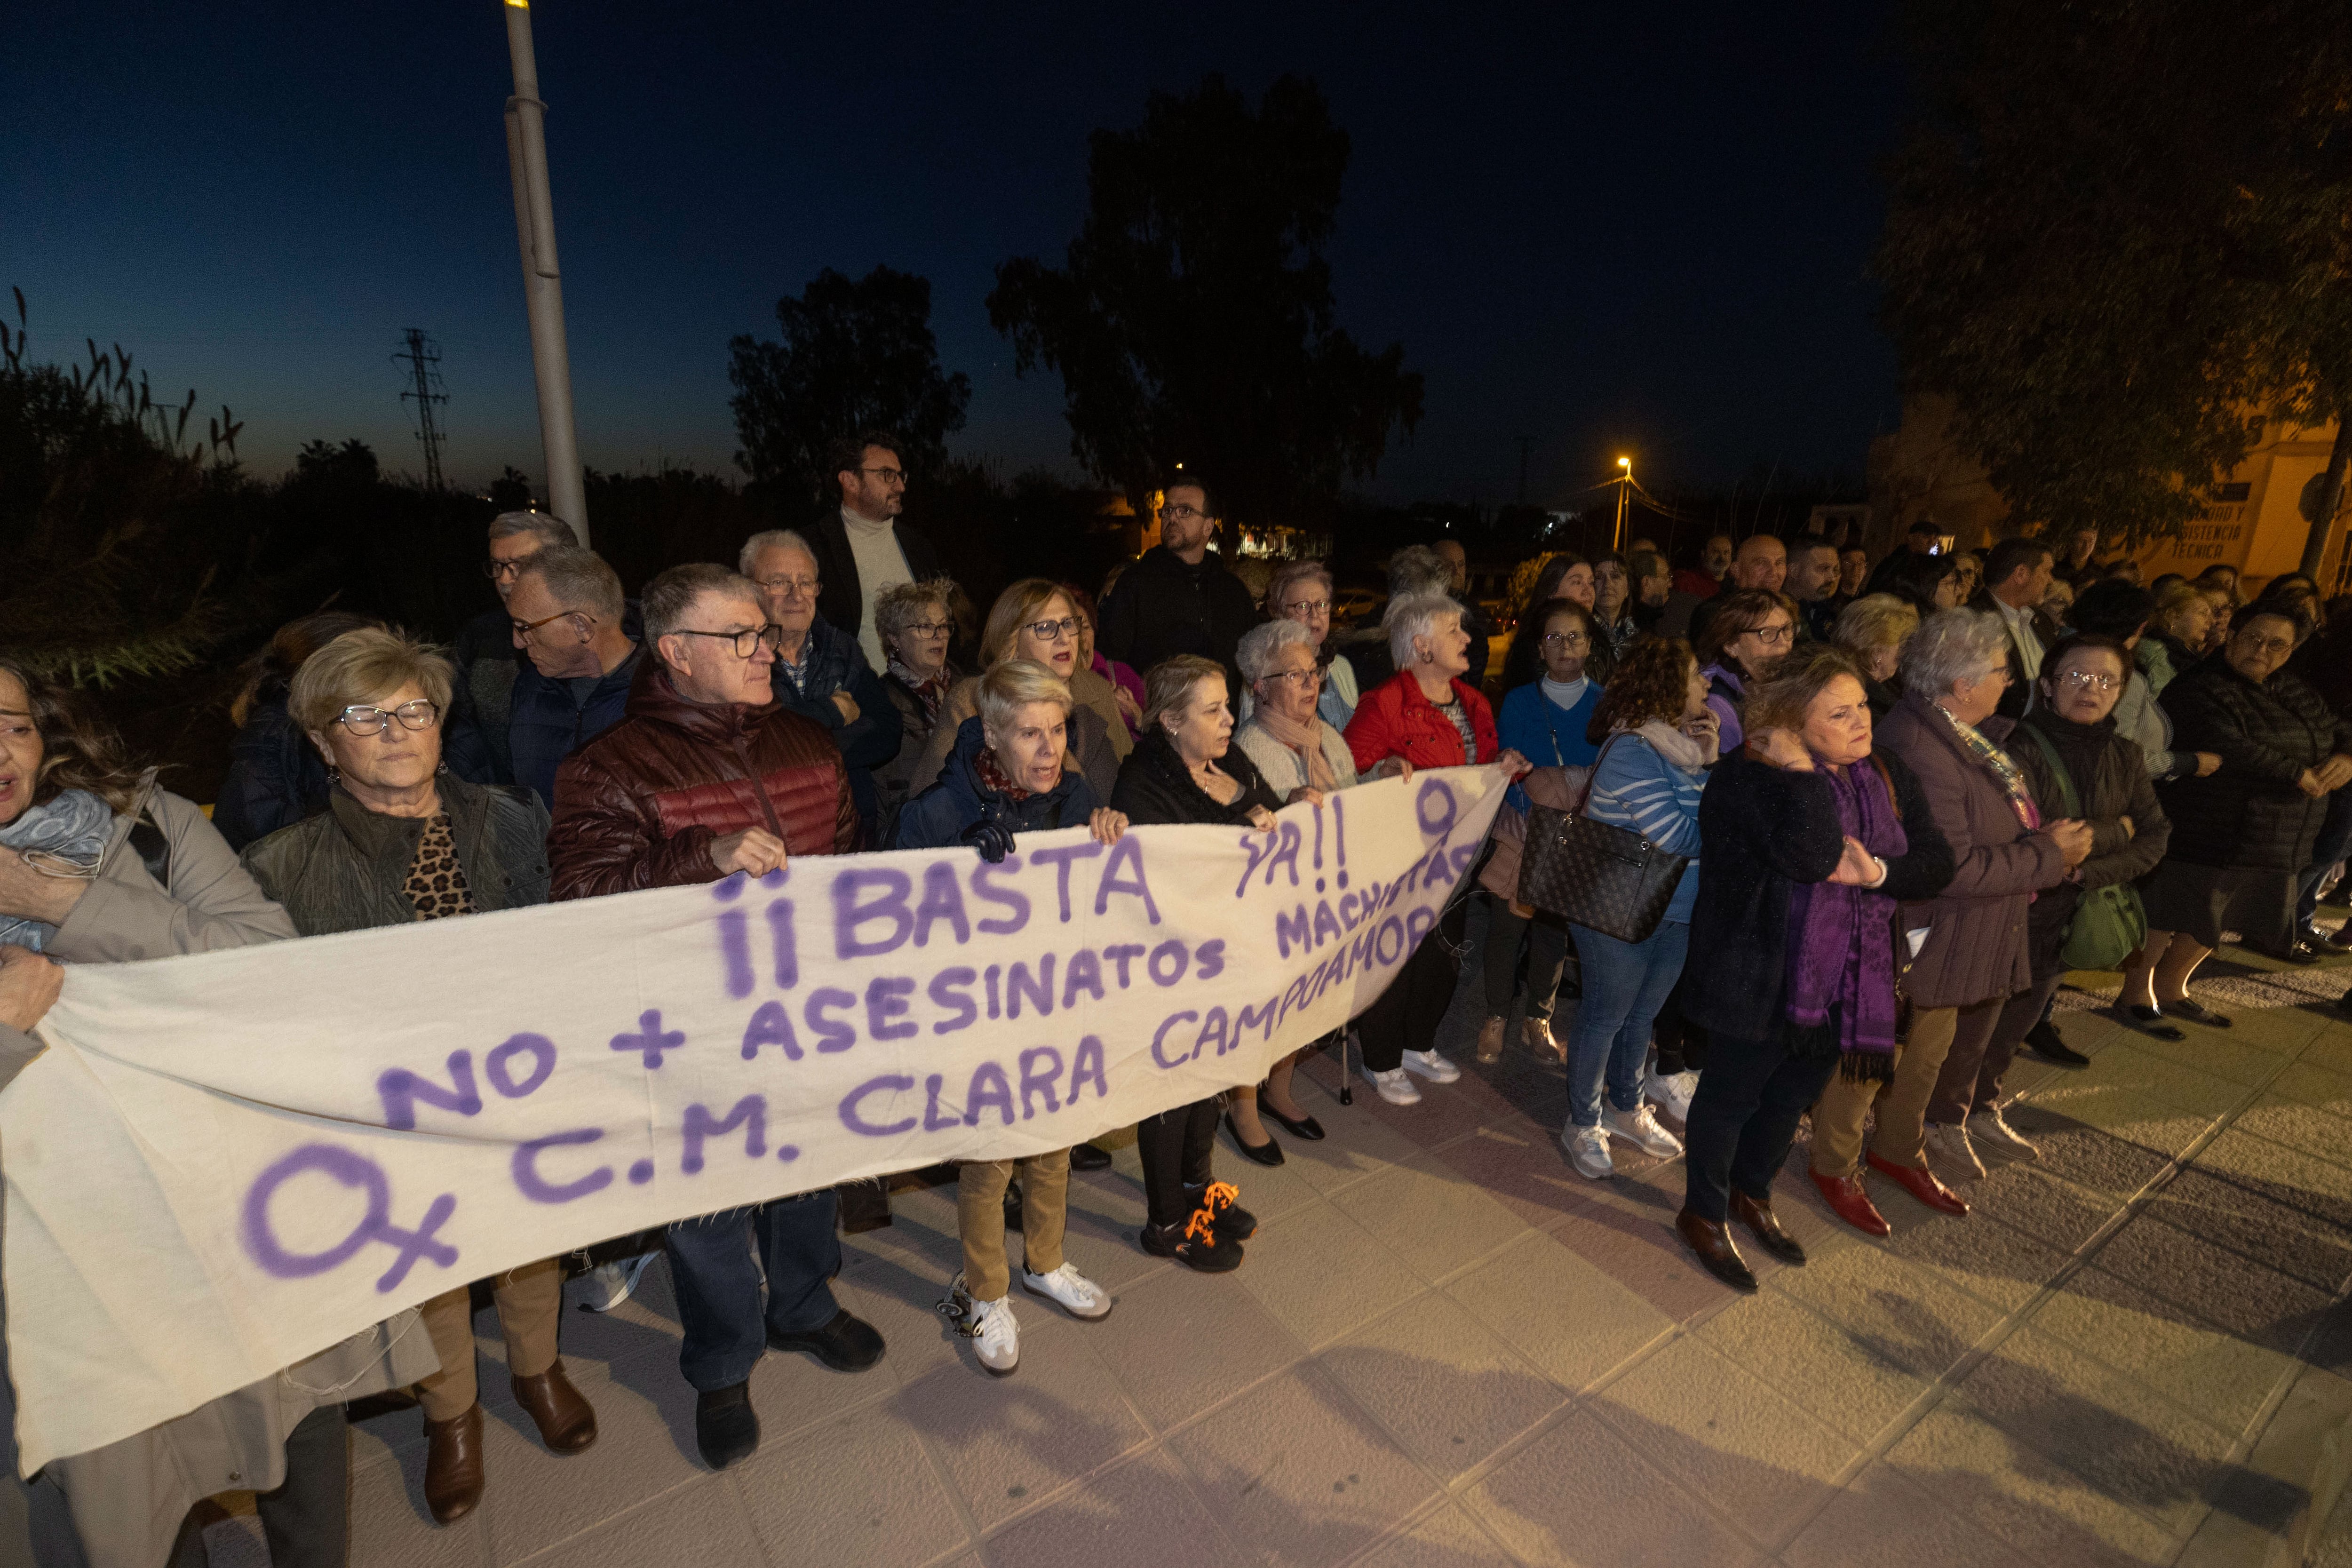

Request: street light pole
left=1614, top=456, right=1632, bottom=551
left=502, top=0, right=588, bottom=546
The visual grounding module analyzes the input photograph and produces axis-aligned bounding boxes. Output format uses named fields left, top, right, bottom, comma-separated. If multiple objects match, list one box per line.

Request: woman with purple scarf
left=1676, top=647, right=1955, bottom=1292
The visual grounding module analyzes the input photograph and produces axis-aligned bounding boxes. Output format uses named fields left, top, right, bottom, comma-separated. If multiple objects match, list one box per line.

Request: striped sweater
left=1583, top=727, right=1707, bottom=924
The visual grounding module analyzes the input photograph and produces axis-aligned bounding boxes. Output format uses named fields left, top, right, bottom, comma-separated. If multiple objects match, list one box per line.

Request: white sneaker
left=575, top=1252, right=654, bottom=1313
left=1399, top=1048, right=1461, bottom=1083
left=1564, top=1124, right=1614, bottom=1179
left=1924, top=1121, right=1985, bottom=1181
left=1645, top=1068, right=1700, bottom=1122
left=1022, top=1261, right=1112, bottom=1321
left=968, top=1295, right=1019, bottom=1375
left=1604, top=1103, right=1684, bottom=1158
left=1364, top=1066, right=1422, bottom=1105
left=1967, top=1106, right=2041, bottom=1162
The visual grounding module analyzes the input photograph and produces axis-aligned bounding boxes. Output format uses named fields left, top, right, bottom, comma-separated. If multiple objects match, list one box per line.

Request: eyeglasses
left=1744, top=622, right=1796, bottom=648
left=511, top=609, right=586, bottom=641
left=1280, top=598, right=1331, bottom=616
left=675, top=627, right=778, bottom=659
left=2056, top=670, right=2121, bottom=692
left=2236, top=633, right=2296, bottom=655
left=484, top=556, right=537, bottom=581
left=1024, top=616, right=1083, bottom=643
left=1541, top=632, right=1590, bottom=649
left=900, top=620, right=952, bottom=638
left=1162, top=503, right=1205, bottom=523
left=1260, top=667, right=1323, bottom=690
left=336, top=700, right=439, bottom=736
left=757, top=575, right=820, bottom=598
left=857, top=466, right=906, bottom=484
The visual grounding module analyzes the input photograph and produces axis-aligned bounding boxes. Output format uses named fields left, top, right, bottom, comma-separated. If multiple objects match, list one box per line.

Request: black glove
left=960, top=817, right=1016, bottom=864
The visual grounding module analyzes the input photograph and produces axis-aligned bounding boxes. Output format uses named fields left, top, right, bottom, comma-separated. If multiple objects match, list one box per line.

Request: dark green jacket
left=240, top=773, right=550, bottom=933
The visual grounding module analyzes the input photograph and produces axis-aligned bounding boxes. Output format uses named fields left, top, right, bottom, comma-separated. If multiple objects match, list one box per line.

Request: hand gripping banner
left=3, top=765, right=1507, bottom=1471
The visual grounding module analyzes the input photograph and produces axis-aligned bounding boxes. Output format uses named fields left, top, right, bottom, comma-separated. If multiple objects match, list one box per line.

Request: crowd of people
left=2, top=425, right=2349, bottom=1567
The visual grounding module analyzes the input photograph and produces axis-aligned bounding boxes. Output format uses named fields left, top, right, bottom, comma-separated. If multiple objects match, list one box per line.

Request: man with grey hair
left=450, top=510, right=583, bottom=785
left=1347, top=543, right=1462, bottom=690
left=448, top=546, right=642, bottom=810
left=1427, top=540, right=1493, bottom=689
left=740, top=528, right=902, bottom=846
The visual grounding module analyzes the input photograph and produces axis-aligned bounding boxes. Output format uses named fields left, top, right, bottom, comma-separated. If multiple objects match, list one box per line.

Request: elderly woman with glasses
left=907, top=579, right=1134, bottom=803
left=872, top=577, right=964, bottom=841
left=240, top=628, right=596, bottom=1527
left=1809, top=609, right=2091, bottom=1235
left=2126, top=605, right=2352, bottom=1022
left=1345, top=594, right=1531, bottom=1106
left=1258, top=559, right=1361, bottom=730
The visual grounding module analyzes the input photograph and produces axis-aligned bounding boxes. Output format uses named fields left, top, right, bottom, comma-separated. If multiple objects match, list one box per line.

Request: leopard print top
left=404, top=813, right=475, bottom=921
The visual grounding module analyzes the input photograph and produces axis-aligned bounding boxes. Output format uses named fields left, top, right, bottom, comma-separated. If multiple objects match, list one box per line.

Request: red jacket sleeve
left=548, top=752, right=719, bottom=901
left=1343, top=685, right=1399, bottom=775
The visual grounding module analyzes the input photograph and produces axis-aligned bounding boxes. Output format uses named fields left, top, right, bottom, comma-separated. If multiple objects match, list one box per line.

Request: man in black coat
left=802, top=430, right=946, bottom=675
left=1097, top=478, right=1259, bottom=690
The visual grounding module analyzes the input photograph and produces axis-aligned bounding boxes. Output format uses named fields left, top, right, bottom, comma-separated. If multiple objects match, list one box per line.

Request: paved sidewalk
left=206, top=912, right=2352, bottom=1568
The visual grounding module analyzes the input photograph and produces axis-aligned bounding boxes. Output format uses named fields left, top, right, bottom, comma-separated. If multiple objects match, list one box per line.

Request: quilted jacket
left=2156, top=656, right=2352, bottom=870
left=1343, top=669, right=1499, bottom=776
left=548, top=657, right=856, bottom=901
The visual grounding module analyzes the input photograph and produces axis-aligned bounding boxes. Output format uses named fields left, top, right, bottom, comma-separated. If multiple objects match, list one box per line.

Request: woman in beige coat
left=905, top=579, right=1133, bottom=802
left=0, top=659, right=436, bottom=1568
left=1805, top=612, right=2090, bottom=1235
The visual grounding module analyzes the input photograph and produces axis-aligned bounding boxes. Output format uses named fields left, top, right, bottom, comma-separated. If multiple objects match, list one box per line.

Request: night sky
left=5, top=2, right=1907, bottom=507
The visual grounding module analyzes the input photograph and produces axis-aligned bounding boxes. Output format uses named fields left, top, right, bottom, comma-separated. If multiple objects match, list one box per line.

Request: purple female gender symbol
left=239, top=1143, right=460, bottom=1294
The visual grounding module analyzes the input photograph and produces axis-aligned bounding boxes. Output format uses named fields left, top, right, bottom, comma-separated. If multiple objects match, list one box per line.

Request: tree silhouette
left=1876, top=0, right=2352, bottom=569
left=728, top=265, right=971, bottom=503
left=988, top=74, right=1422, bottom=528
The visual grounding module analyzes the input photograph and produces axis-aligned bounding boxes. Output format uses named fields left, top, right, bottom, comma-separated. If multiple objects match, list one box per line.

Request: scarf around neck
left=1931, top=700, right=2042, bottom=832
left=0, top=788, right=115, bottom=952
left=1251, top=706, right=1337, bottom=792
left=972, top=743, right=1035, bottom=804
left=1783, top=758, right=1908, bottom=1078
left=889, top=659, right=954, bottom=722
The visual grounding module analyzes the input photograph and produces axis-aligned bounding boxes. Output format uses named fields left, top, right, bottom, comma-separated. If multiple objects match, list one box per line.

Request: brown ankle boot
left=512, top=1358, right=598, bottom=1454
left=422, top=1402, right=485, bottom=1524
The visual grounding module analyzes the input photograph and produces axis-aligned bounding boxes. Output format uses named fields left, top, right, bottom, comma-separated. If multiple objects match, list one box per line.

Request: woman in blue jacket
left=891, top=660, right=1126, bottom=1379
left=1480, top=600, right=1605, bottom=1062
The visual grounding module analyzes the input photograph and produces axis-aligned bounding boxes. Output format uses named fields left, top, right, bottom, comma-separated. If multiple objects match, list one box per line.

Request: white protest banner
left=3, top=764, right=1507, bottom=1471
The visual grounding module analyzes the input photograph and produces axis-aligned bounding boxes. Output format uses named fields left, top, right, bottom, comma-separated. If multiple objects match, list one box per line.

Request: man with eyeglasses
left=449, top=511, right=580, bottom=786
left=740, top=528, right=902, bottom=848
left=446, top=547, right=642, bottom=811
left=1097, top=477, right=1259, bottom=692
left=548, top=561, right=882, bottom=1473
left=801, top=430, right=946, bottom=673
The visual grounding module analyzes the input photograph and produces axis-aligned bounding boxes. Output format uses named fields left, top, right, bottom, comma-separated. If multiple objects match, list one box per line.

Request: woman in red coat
left=1344, top=593, right=1527, bottom=1105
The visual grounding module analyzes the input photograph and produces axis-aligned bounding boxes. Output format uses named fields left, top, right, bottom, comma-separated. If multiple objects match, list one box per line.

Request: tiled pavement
left=204, top=906, right=2352, bottom=1568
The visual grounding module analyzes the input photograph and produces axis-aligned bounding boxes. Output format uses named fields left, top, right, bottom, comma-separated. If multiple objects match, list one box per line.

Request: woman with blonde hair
left=906, top=578, right=1133, bottom=800
left=1830, top=593, right=1919, bottom=721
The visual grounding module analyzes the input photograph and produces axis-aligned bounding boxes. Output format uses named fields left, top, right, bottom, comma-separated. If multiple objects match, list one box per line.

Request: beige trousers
left=415, top=1256, right=564, bottom=1420
left=1809, top=1001, right=1995, bottom=1178
left=956, top=1149, right=1070, bottom=1302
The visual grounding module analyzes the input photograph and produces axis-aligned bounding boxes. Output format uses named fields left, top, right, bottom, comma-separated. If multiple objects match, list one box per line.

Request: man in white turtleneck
left=805, top=430, right=946, bottom=674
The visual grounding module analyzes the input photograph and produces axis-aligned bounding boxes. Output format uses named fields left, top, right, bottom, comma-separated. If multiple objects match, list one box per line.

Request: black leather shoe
left=694, top=1382, right=760, bottom=1471
left=1224, top=1112, right=1285, bottom=1166
left=1675, top=1209, right=1757, bottom=1293
left=2024, top=1018, right=2090, bottom=1067
left=1002, top=1178, right=1024, bottom=1233
left=2165, top=997, right=2234, bottom=1028
left=1729, top=1190, right=1806, bottom=1266
left=1068, top=1143, right=1113, bottom=1171
left=2257, top=940, right=2321, bottom=967
left=2119, top=1003, right=2185, bottom=1042
left=768, top=1308, right=886, bottom=1372
left=1261, top=1103, right=1327, bottom=1141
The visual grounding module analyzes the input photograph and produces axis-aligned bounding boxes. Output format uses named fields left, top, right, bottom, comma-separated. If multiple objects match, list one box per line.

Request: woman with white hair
left=1261, top=558, right=1360, bottom=730
left=1343, top=595, right=1530, bottom=1105
left=1228, top=619, right=1401, bottom=1161
left=1807, top=609, right=2090, bottom=1235
left=892, top=659, right=1123, bottom=1375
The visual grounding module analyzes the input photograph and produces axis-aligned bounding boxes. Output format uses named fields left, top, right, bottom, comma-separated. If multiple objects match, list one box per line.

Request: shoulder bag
left=2017, top=724, right=2146, bottom=970
left=1516, top=733, right=1689, bottom=943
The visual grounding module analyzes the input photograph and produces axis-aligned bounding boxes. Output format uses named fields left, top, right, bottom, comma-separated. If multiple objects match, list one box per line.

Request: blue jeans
left=2296, top=790, right=2352, bottom=928
left=664, top=1190, right=842, bottom=1391
left=1564, top=920, right=1690, bottom=1129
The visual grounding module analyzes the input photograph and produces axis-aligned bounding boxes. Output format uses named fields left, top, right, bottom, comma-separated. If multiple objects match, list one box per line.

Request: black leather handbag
left=1516, top=733, right=1690, bottom=943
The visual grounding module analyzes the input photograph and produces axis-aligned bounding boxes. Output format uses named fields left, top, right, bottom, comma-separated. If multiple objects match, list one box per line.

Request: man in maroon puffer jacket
left=549, top=562, right=882, bottom=1474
